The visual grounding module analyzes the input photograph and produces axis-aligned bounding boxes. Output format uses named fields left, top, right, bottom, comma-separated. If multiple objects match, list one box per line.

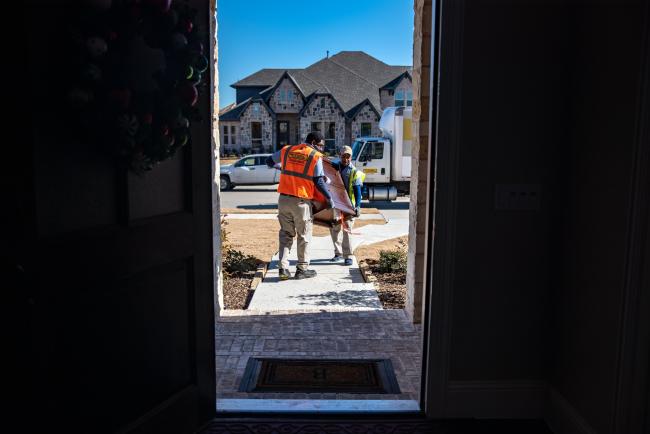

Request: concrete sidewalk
left=247, top=218, right=408, bottom=312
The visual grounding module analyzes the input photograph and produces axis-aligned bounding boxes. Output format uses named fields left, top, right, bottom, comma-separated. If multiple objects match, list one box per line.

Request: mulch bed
left=222, top=271, right=256, bottom=310
left=365, top=259, right=407, bottom=309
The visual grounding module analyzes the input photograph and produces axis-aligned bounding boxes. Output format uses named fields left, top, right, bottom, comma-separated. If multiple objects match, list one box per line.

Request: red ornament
left=182, top=19, right=193, bottom=34
left=177, top=83, right=198, bottom=107
left=142, top=113, right=153, bottom=124
left=109, top=88, right=131, bottom=110
left=161, top=125, right=170, bottom=136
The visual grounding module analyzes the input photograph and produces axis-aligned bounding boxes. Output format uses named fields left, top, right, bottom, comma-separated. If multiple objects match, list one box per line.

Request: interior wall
left=548, top=1, right=646, bottom=433
left=447, top=2, right=567, bottom=384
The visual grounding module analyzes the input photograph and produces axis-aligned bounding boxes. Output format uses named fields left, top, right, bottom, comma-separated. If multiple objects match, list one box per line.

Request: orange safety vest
left=277, top=144, right=323, bottom=199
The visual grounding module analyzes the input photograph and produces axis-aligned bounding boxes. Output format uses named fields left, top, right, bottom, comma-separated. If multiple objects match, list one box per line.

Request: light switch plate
left=495, top=184, right=542, bottom=210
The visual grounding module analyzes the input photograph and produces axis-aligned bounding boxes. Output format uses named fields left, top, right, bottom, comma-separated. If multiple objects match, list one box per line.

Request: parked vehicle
left=350, top=106, right=412, bottom=201
left=219, top=154, right=279, bottom=190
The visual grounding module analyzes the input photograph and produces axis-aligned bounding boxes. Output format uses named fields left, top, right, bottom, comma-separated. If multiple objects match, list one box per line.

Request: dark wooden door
left=277, top=121, right=290, bottom=150
left=6, top=2, right=216, bottom=433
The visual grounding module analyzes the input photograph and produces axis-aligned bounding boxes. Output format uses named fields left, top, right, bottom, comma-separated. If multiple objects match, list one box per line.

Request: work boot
left=279, top=268, right=292, bottom=281
left=329, top=255, right=342, bottom=262
left=294, top=269, right=317, bottom=279
left=344, top=258, right=353, bottom=266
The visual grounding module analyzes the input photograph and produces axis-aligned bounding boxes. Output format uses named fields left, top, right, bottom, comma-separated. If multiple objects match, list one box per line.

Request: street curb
left=358, top=260, right=377, bottom=283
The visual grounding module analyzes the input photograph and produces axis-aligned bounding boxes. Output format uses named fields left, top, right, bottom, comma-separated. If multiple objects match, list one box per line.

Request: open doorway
left=212, top=0, right=434, bottom=412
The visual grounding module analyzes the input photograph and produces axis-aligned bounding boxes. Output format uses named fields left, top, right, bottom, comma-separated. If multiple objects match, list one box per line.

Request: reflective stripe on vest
left=277, top=144, right=321, bottom=199
left=347, top=167, right=365, bottom=205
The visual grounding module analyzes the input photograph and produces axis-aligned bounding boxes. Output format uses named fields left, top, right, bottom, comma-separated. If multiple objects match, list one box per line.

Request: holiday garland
left=67, top=0, right=207, bottom=173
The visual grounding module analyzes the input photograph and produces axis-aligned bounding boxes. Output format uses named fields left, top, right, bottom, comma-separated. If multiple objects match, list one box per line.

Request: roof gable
left=219, top=97, right=274, bottom=121
left=380, top=71, right=413, bottom=90
left=346, top=98, right=381, bottom=120
left=225, top=51, right=412, bottom=115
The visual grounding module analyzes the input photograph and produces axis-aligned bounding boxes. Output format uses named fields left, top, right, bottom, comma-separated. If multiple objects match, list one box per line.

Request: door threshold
left=217, top=399, right=419, bottom=413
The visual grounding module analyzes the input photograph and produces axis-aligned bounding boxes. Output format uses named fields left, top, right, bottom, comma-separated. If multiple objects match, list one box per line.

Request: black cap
left=305, top=131, right=324, bottom=145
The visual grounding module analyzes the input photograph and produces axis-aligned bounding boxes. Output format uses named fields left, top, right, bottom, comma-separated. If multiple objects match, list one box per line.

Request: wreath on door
left=66, top=0, right=208, bottom=174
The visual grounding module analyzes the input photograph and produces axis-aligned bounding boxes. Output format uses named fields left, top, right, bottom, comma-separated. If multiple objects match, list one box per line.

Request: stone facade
left=351, top=104, right=380, bottom=139
left=300, top=95, right=346, bottom=152
left=268, top=78, right=304, bottom=114
left=380, top=76, right=414, bottom=109
left=239, top=102, right=274, bottom=152
left=219, top=121, right=239, bottom=153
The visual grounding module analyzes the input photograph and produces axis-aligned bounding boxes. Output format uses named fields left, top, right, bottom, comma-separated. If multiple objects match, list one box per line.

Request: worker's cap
left=340, top=145, right=353, bottom=156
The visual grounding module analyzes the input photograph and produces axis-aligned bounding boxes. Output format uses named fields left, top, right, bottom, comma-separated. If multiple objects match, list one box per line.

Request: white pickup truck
left=219, top=153, right=279, bottom=190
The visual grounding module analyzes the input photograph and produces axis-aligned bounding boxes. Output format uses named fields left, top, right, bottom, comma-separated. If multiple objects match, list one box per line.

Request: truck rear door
left=357, top=140, right=390, bottom=183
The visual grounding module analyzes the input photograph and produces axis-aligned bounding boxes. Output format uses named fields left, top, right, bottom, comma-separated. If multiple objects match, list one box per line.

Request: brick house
left=219, top=51, right=412, bottom=155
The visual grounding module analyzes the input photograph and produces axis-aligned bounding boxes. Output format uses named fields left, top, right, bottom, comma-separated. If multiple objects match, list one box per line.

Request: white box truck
left=349, top=106, right=412, bottom=201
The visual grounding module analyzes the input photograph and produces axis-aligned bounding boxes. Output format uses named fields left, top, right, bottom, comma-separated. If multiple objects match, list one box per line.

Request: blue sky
left=217, top=0, right=414, bottom=108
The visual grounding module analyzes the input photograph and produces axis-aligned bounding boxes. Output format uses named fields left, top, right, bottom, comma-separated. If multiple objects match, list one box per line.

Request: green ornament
left=193, top=55, right=208, bottom=73
left=185, top=65, right=194, bottom=79
left=176, top=133, right=189, bottom=147
left=190, top=72, right=202, bottom=85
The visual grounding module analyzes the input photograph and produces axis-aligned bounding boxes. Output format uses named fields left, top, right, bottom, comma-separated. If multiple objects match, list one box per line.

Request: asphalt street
left=219, top=185, right=410, bottom=221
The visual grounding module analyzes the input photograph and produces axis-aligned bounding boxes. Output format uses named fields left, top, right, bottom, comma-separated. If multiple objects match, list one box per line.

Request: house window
left=223, top=125, right=229, bottom=145
left=406, top=91, right=413, bottom=106
left=395, top=90, right=405, bottom=106
left=311, top=122, right=321, bottom=133
left=252, top=104, right=260, bottom=115
left=230, top=125, right=236, bottom=145
left=320, top=98, right=326, bottom=108
left=324, top=122, right=336, bottom=155
left=287, top=89, right=293, bottom=101
left=251, top=121, right=262, bottom=149
left=279, top=89, right=285, bottom=102
left=360, top=122, right=372, bottom=137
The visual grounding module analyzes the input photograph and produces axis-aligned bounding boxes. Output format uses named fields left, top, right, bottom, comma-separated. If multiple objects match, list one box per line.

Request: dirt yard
left=354, top=236, right=409, bottom=309
left=221, top=217, right=406, bottom=310
left=222, top=218, right=387, bottom=263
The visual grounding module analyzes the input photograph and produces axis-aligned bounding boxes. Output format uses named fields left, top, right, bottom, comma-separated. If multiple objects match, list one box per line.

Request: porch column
left=406, top=0, right=432, bottom=324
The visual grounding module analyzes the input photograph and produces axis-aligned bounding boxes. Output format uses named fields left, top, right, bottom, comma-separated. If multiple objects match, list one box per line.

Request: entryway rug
left=238, top=358, right=401, bottom=394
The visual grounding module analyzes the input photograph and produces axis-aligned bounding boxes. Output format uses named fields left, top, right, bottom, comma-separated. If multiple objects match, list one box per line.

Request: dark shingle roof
left=219, top=97, right=274, bottom=121
left=225, top=51, right=412, bottom=117
left=231, top=69, right=302, bottom=88
left=380, top=70, right=413, bottom=90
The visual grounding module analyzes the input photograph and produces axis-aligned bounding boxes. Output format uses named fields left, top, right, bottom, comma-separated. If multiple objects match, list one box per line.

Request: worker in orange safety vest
left=266, top=132, right=334, bottom=280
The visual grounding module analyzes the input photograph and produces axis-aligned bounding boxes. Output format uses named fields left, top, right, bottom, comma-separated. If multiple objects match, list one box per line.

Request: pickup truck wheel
left=220, top=175, right=234, bottom=191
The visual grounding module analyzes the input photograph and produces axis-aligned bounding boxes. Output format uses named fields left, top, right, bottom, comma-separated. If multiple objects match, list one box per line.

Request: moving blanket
left=312, top=157, right=356, bottom=228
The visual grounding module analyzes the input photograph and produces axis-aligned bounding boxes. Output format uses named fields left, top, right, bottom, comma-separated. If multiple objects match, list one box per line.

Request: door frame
left=210, top=0, right=458, bottom=422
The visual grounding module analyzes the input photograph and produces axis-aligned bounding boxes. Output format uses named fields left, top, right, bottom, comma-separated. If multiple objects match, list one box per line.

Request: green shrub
left=223, top=248, right=259, bottom=276
left=377, top=249, right=407, bottom=273
left=220, top=215, right=259, bottom=277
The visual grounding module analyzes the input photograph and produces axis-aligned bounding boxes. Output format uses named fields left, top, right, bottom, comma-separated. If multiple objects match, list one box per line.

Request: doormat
left=238, top=358, right=401, bottom=394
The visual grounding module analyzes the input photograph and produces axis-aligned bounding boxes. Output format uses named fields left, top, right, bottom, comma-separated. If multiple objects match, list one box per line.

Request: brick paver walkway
left=216, top=309, right=423, bottom=402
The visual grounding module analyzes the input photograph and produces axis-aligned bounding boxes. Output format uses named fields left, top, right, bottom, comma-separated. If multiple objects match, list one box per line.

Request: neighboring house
left=219, top=51, right=412, bottom=155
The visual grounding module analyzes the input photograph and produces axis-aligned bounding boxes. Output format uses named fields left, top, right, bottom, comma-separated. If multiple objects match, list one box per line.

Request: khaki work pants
left=330, top=217, right=355, bottom=259
left=278, top=194, right=313, bottom=271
